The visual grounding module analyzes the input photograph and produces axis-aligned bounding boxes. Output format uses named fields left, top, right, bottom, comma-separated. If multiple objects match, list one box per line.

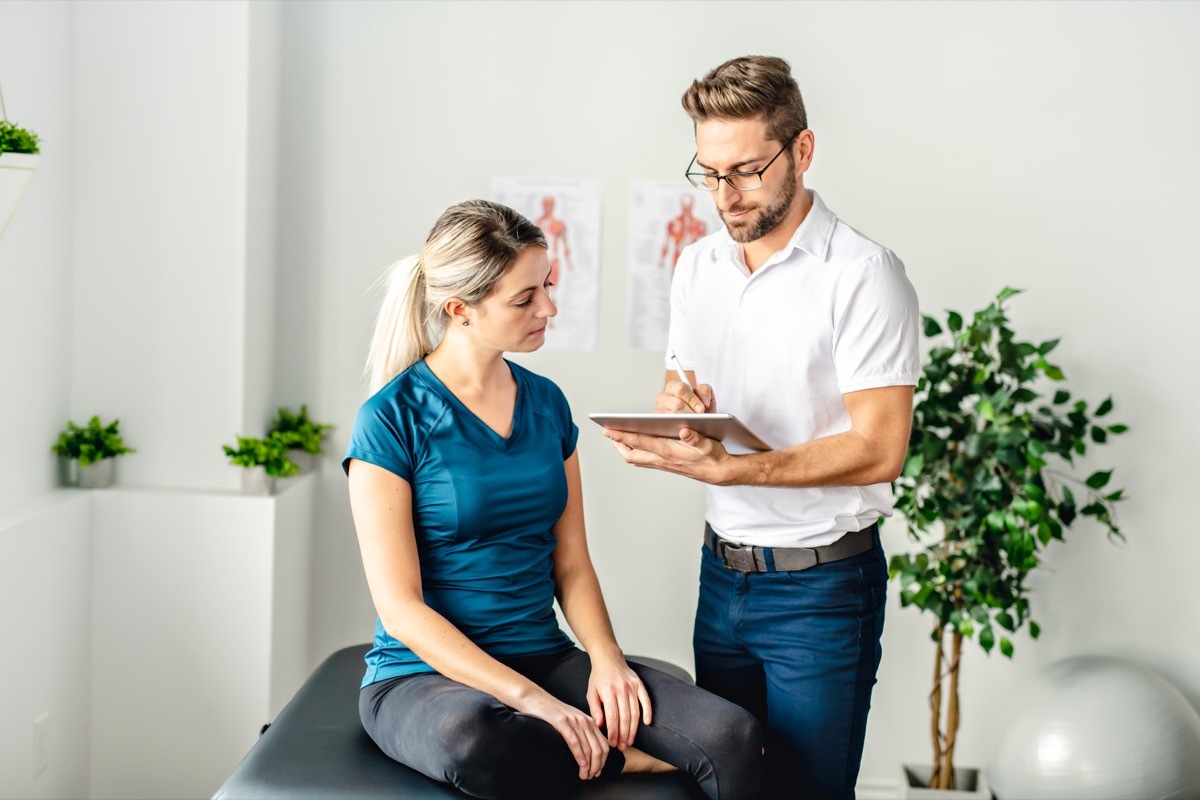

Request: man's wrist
left=716, top=451, right=769, bottom=487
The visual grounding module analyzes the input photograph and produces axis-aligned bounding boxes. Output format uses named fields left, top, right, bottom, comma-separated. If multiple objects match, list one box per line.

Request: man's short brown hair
left=681, top=55, right=807, bottom=146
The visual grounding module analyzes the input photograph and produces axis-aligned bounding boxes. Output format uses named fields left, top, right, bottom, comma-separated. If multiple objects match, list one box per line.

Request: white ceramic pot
left=78, top=458, right=116, bottom=489
left=0, top=152, right=41, bottom=239
left=241, top=466, right=276, bottom=496
left=900, top=765, right=989, bottom=799
left=288, top=449, right=314, bottom=475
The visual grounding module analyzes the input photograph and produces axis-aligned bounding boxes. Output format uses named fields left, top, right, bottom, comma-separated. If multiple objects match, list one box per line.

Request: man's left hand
left=604, top=427, right=736, bottom=485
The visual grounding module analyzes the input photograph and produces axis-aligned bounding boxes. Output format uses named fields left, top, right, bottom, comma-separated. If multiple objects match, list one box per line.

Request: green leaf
left=1095, top=396, right=1114, bottom=417
left=979, top=626, right=995, bottom=653
left=997, top=287, right=1022, bottom=302
left=1091, top=426, right=1108, bottom=444
left=1107, top=424, right=1128, bottom=434
left=1085, top=470, right=1113, bottom=490
left=1053, top=390, right=1071, bottom=404
left=922, top=316, right=943, bottom=337
left=996, top=612, right=1015, bottom=632
left=947, top=311, right=963, bottom=332
left=902, top=452, right=924, bottom=479
left=1030, top=621, right=1041, bottom=639
left=1037, top=338, right=1060, bottom=356
left=1043, top=364, right=1065, bottom=381
left=1000, top=637, right=1014, bottom=658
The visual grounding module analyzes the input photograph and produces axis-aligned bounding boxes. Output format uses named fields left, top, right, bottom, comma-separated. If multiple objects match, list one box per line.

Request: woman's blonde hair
left=681, top=55, right=807, bottom=146
left=365, top=199, right=546, bottom=393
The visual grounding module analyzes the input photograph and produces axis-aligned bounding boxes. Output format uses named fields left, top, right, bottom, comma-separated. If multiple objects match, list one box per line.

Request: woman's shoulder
left=357, top=362, right=449, bottom=426
left=508, top=360, right=568, bottom=404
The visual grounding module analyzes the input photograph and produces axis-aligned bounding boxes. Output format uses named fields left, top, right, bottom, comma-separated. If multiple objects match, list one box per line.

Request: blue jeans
left=693, top=532, right=887, bottom=800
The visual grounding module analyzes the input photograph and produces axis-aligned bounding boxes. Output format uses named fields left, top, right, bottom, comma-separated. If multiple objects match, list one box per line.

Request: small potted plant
left=0, top=85, right=42, bottom=239
left=890, top=287, right=1127, bottom=797
left=51, top=416, right=136, bottom=489
left=221, top=432, right=299, bottom=495
left=267, top=404, right=332, bottom=474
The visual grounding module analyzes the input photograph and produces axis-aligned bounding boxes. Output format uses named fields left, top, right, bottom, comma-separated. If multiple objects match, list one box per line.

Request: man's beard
left=720, top=166, right=797, bottom=244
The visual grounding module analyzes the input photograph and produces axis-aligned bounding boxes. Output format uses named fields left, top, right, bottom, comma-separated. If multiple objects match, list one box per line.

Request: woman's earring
left=462, top=320, right=469, bottom=326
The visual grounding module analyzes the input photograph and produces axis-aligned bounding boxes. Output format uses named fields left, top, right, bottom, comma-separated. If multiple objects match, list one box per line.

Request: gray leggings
left=359, top=647, right=762, bottom=800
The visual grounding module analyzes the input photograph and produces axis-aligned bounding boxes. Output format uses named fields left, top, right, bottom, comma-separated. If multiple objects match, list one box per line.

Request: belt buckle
left=720, top=541, right=759, bottom=573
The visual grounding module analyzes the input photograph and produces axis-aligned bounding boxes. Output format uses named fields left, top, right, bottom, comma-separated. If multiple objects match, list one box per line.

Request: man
left=604, top=55, right=920, bottom=799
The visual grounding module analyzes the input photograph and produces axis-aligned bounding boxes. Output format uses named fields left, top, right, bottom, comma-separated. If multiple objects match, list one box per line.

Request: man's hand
left=656, top=380, right=715, bottom=414
left=604, top=425, right=736, bottom=485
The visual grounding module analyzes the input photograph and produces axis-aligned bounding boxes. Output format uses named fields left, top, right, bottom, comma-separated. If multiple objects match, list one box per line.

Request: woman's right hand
left=519, top=692, right=610, bottom=780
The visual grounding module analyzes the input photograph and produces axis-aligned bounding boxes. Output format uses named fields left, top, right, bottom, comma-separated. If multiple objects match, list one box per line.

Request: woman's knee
left=434, top=699, right=514, bottom=772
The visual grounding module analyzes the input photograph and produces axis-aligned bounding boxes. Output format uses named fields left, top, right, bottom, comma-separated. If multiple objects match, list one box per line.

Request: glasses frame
left=684, top=129, right=804, bottom=192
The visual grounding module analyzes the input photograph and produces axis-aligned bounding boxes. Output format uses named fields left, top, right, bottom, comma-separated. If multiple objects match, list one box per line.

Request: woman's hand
left=519, top=691, right=611, bottom=780
left=586, top=655, right=653, bottom=751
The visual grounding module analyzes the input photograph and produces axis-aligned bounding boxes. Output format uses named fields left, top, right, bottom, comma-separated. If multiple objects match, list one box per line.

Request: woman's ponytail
left=365, top=255, right=429, bottom=393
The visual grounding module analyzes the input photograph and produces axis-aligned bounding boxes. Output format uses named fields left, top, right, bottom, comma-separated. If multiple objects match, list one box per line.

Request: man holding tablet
left=603, top=56, right=920, bottom=799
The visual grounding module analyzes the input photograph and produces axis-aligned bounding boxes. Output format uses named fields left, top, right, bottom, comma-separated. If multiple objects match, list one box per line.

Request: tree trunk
left=929, top=628, right=945, bottom=789
left=936, top=631, right=964, bottom=789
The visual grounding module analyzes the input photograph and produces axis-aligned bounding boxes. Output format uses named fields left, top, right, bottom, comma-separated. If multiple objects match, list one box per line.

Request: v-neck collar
left=415, top=358, right=523, bottom=451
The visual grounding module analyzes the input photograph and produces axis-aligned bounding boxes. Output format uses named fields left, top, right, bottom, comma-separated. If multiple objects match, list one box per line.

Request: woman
left=343, top=199, right=761, bottom=799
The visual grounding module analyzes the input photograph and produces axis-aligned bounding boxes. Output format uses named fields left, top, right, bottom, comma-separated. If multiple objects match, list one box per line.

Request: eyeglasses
left=684, top=130, right=803, bottom=192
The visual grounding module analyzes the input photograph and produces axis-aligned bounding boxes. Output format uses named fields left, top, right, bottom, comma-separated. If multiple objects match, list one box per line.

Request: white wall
left=278, top=0, right=1200, bottom=788
left=0, top=0, right=76, bottom=516
left=0, top=3, right=89, bottom=795
left=72, top=0, right=253, bottom=491
left=0, top=493, right=92, bottom=800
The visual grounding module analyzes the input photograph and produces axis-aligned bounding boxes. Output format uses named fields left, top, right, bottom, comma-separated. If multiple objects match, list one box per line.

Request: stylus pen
left=668, top=350, right=695, bottom=392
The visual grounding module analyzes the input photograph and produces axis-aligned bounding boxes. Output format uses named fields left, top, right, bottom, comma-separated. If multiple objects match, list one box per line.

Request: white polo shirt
left=667, top=190, right=920, bottom=548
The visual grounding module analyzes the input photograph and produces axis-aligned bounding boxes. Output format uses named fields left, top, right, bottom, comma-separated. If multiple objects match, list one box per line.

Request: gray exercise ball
left=990, top=656, right=1200, bottom=800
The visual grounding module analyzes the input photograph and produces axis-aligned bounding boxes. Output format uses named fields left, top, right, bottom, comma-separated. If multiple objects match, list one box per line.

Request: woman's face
left=471, top=246, right=557, bottom=353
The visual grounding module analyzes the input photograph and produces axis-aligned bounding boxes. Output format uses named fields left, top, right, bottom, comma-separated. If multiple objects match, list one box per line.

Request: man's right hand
left=656, top=380, right=715, bottom=414
left=520, top=692, right=611, bottom=780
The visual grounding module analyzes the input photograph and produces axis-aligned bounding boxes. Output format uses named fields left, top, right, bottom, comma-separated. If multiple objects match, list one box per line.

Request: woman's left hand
left=586, top=654, right=653, bottom=751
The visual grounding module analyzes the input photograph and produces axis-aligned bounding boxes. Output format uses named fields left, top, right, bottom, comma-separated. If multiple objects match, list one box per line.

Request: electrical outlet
left=33, top=712, right=48, bottom=776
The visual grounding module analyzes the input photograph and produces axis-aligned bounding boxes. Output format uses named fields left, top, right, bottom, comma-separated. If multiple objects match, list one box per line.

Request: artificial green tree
left=890, top=287, right=1127, bottom=790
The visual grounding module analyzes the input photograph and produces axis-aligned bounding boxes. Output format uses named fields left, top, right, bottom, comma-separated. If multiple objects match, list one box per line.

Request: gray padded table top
left=213, top=644, right=705, bottom=800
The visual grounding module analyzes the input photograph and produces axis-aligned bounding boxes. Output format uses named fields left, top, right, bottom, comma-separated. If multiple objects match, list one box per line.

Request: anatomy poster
left=490, top=177, right=602, bottom=352
left=626, top=181, right=721, bottom=352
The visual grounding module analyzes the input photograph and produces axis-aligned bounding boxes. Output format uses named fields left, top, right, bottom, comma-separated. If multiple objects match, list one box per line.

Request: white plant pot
left=288, top=449, right=314, bottom=475
left=0, top=152, right=40, bottom=239
left=78, top=458, right=116, bottom=489
left=900, top=765, right=990, bottom=799
left=241, top=466, right=276, bottom=496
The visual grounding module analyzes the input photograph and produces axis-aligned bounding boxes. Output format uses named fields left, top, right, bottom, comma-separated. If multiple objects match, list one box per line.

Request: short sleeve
left=342, top=397, right=415, bottom=481
left=832, top=250, right=921, bottom=394
left=665, top=249, right=695, bottom=368
left=553, top=383, right=579, bottom=460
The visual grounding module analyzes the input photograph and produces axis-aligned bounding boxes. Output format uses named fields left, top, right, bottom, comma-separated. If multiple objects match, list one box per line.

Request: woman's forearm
left=380, top=598, right=543, bottom=708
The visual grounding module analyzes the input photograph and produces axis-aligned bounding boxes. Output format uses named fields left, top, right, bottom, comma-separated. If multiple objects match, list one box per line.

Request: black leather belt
left=705, top=522, right=878, bottom=573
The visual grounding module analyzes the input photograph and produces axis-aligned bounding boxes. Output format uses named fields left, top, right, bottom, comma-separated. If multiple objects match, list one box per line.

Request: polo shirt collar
left=710, top=189, right=837, bottom=267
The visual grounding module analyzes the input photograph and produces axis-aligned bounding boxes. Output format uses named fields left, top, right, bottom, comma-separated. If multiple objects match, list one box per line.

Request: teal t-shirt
left=343, top=358, right=577, bottom=687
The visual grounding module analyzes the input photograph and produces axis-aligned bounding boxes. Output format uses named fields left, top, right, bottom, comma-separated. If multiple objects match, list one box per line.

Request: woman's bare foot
left=621, top=746, right=678, bottom=774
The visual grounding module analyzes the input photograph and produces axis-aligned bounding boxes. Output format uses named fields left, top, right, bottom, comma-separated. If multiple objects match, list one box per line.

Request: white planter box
left=0, top=152, right=40, bottom=239
left=901, top=765, right=990, bottom=799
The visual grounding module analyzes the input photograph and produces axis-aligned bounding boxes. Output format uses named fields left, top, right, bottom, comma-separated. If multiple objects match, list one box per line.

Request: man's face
left=694, top=118, right=799, bottom=244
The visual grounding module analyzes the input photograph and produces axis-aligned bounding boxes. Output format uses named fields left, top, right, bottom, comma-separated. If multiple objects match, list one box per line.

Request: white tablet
left=588, top=413, right=772, bottom=452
